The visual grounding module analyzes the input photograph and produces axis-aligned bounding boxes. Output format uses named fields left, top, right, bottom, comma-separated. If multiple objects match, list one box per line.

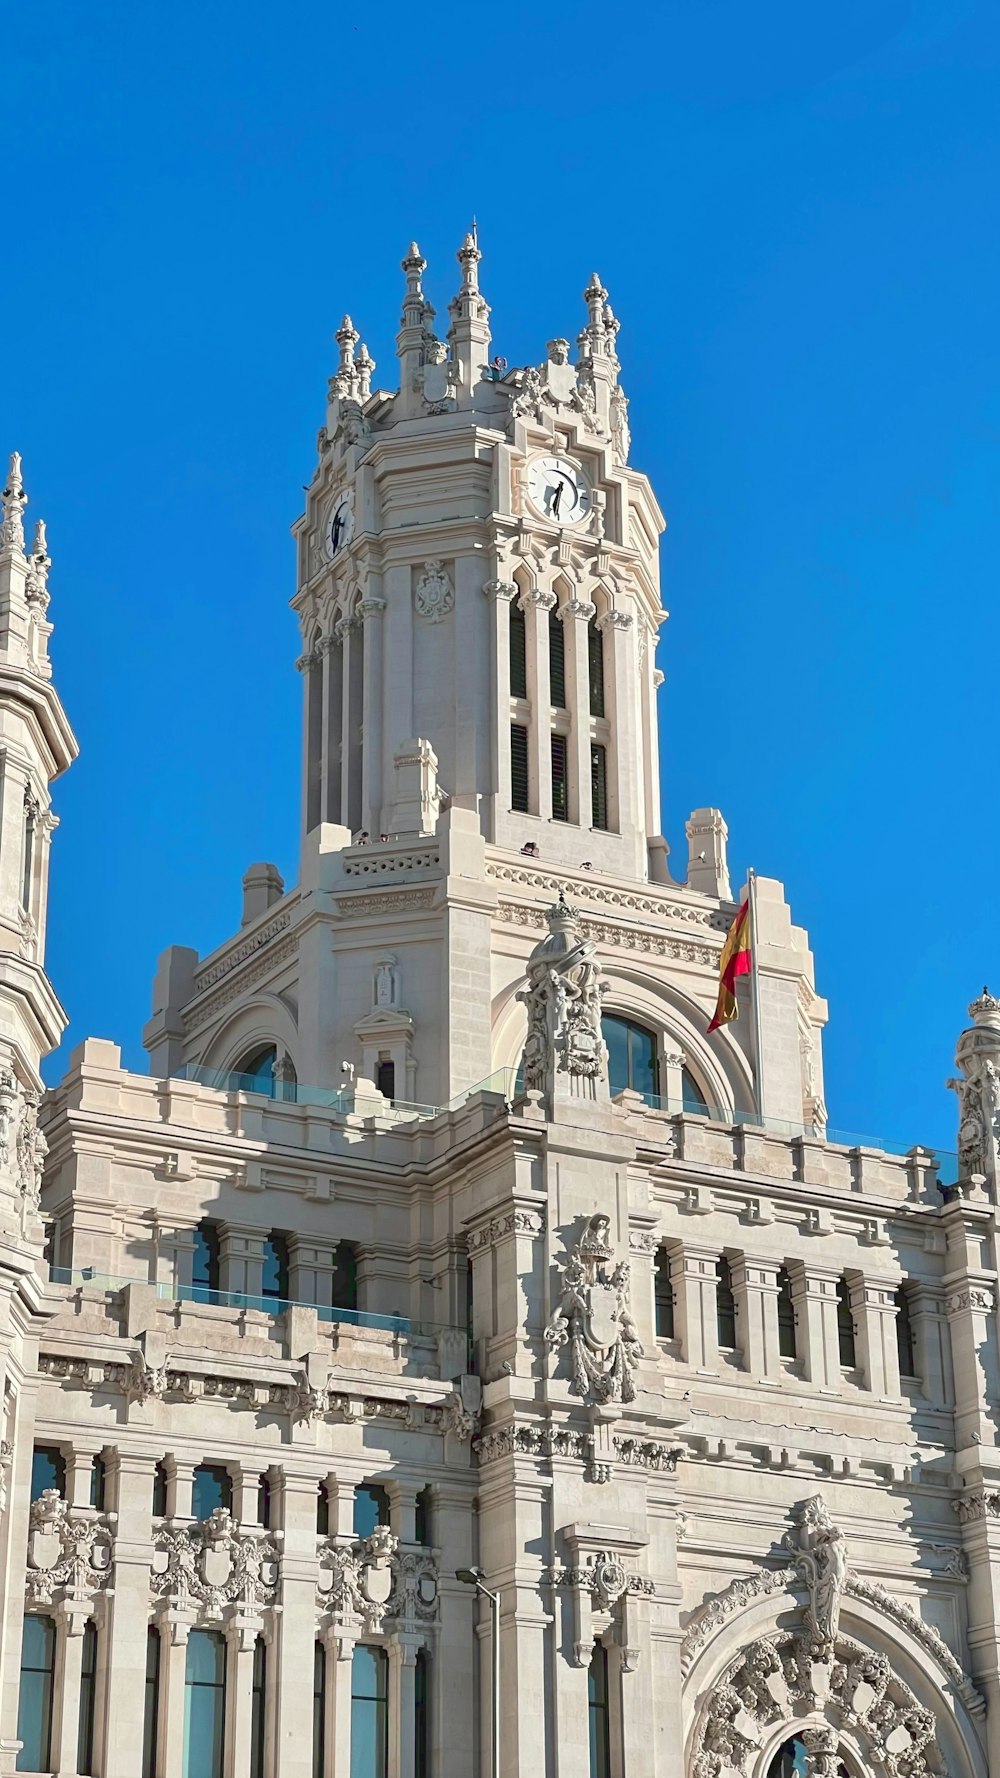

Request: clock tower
left=293, top=235, right=669, bottom=885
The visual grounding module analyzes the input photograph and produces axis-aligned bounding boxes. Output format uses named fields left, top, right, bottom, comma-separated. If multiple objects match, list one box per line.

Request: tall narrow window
left=192, top=1221, right=220, bottom=1299
left=549, top=608, right=567, bottom=708
left=332, top=1242, right=358, bottom=1312
left=16, top=1615, right=55, bottom=1774
left=89, top=1454, right=106, bottom=1510
left=143, top=1626, right=161, bottom=1778
left=21, top=789, right=37, bottom=913
left=777, top=1267, right=797, bottom=1360
left=509, top=601, right=527, bottom=698
left=551, top=734, right=569, bottom=822
left=350, top=1646, right=388, bottom=1778
left=588, top=618, right=605, bottom=717
left=602, top=1016, right=658, bottom=1100
left=237, top=1046, right=278, bottom=1094
left=837, top=1279, right=857, bottom=1369
left=654, top=1248, right=674, bottom=1339
left=184, top=1629, right=226, bottom=1778
left=257, top=1474, right=272, bottom=1529
left=152, top=1461, right=169, bottom=1517
left=262, top=1233, right=289, bottom=1303
left=317, top=1482, right=330, bottom=1536
left=30, top=1446, right=65, bottom=1501
left=78, top=1620, right=98, bottom=1777
left=414, top=1649, right=429, bottom=1778
left=353, top=1484, right=390, bottom=1540
left=510, top=723, right=530, bottom=813
left=896, top=1283, right=917, bottom=1379
left=590, top=743, right=608, bottom=829
left=375, top=1057, right=395, bottom=1101
left=414, top=1486, right=432, bottom=1546
left=251, top=1637, right=267, bottom=1778
left=716, top=1257, right=737, bottom=1351
left=192, top=1464, right=232, bottom=1521
left=313, top=1642, right=326, bottom=1778
left=587, top=1643, right=611, bottom=1778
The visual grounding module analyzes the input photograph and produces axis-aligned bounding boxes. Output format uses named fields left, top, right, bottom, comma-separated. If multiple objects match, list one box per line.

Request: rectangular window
left=251, top=1637, right=266, bottom=1778
left=654, top=1249, right=674, bottom=1340
left=414, top=1486, right=432, bottom=1546
left=548, top=609, right=567, bottom=708
left=192, top=1465, right=232, bottom=1522
left=20, top=797, right=36, bottom=914
left=551, top=734, right=569, bottom=822
left=143, top=1627, right=161, bottom=1778
left=591, top=743, right=608, bottom=830
left=510, top=724, right=529, bottom=813
left=16, top=1615, right=55, bottom=1774
left=353, top=1484, right=390, bottom=1540
left=30, top=1446, right=65, bottom=1502
left=332, top=1242, right=358, bottom=1312
left=837, top=1278, right=857, bottom=1369
left=262, top=1233, right=289, bottom=1302
left=375, top=1058, right=395, bottom=1101
left=350, top=1646, right=388, bottom=1778
left=414, top=1649, right=429, bottom=1778
left=78, top=1621, right=97, bottom=1777
left=257, top=1474, right=271, bottom=1529
left=895, top=1284, right=916, bottom=1378
left=89, top=1455, right=106, bottom=1511
left=313, top=1642, right=326, bottom=1778
left=184, top=1629, right=226, bottom=1778
left=588, top=621, right=605, bottom=717
left=587, top=1643, right=611, bottom=1778
left=152, top=1462, right=169, bottom=1517
left=509, top=601, right=527, bottom=698
left=192, top=1221, right=220, bottom=1298
left=716, top=1257, right=737, bottom=1351
left=777, top=1267, right=797, bottom=1360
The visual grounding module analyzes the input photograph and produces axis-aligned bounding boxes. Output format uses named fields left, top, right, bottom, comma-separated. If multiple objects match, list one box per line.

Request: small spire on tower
left=457, top=226, right=482, bottom=296
left=356, top=342, right=375, bottom=400
left=27, top=519, right=51, bottom=609
left=584, top=273, right=608, bottom=336
left=1, top=452, right=27, bottom=555
left=335, top=315, right=360, bottom=373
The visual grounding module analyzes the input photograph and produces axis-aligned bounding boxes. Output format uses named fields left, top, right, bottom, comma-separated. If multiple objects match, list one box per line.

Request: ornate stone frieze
left=183, top=934, right=299, bottom=1031
left=498, top=897, right=717, bottom=966
left=26, top=1492, right=115, bottom=1606
left=954, top=1487, right=1000, bottom=1522
left=125, top=1350, right=168, bottom=1405
left=613, top=1437, right=680, bottom=1472
left=488, top=865, right=720, bottom=926
left=845, top=1574, right=983, bottom=1716
left=192, top=911, right=293, bottom=994
left=151, top=1509, right=279, bottom=1617
left=680, top=1567, right=789, bottom=1674
left=628, top=1230, right=660, bottom=1254
left=544, top=1214, right=642, bottom=1405
left=317, top=1527, right=439, bottom=1636
left=946, top=1287, right=995, bottom=1315
left=467, top=1207, right=546, bottom=1253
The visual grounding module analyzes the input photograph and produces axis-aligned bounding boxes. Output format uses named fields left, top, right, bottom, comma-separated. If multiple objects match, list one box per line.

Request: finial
left=33, top=519, right=48, bottom=557
left=6, top=451, right=23, bottom=494
left=402, top=242, right=427, bottom=294
left=356, top=342, right=374, bottom=399
left=1, top=450, right=27, bottom=555
left=970, top=986, right=1000, bottom=1024
left=457, top=228, right=482, bottom=294
left=335, top=315, right=359, bottom=370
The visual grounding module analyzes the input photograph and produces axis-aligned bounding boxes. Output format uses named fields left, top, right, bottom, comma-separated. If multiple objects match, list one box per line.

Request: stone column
left=386, top=1481, right=417, bottom=1546
left=102, top=1449, right=157, bottom=1778
left=791, top=1266, right=842, bottom=1390
left=218, top=1225, right=266, bottom=1298
left=0, top=1370, right=42, bottom=1773
left=909, top=1282, right=952, bottom=1405
left=387, top=1634, right=421, bottom=1778
left=287, top=1236, right=338, bottom=1312
left=598, top=610, right=637, bottom=858
left=52, top=1602, right=89, bottom=1778
left=521, top=589, right=555, bottom=820
left=482, top=581, right=517, bottom=838
left=224, top=1617, right=262, bottom=1778
left=672, top=1245, right=720, bottom=1371
left=165, top=1456, right=194, bottom=1521
left=360, top=594, right=386, bottom=837
left=429, top=1483, right=476, bottom=1778
left=320, top=634, right=342, bottom=827
left=942, top=1194, right=999, bottom=1451
left=157, top=1612, right=192, bottom=1778
left=848, top=1276, right=901, bottom=1399
left=66, top=1443, right=100, bottom=1508
left=561, top=600, right=595, bottom=827
left=330, top=1629, right=356, bottom=1776
left=729, top=1256, right=781, bottom=1380
left=273, top=1470, right=322, bottom=1778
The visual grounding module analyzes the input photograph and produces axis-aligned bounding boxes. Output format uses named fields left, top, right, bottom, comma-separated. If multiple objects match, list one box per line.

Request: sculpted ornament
left=317, top=1527, right=439, bottom=1636
left=414, top=559, right=454, bottom=624
left=544, top=1214, right=642, bottom=1404
left=781, top=1494, right=848, bottom=1645
left=516, top=894, right=608, bottom=1096
left=414, top=338, right=459, bottom=413
left=151, top=1509, right=279, bottom=1617
left=26, top=1492, right=115, bottom=1606
left=948, top=988, right=1000, bottom=1180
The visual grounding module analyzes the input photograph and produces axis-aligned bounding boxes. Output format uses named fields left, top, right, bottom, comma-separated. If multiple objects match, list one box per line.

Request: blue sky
left=3, top=0, right=997, bottom=1150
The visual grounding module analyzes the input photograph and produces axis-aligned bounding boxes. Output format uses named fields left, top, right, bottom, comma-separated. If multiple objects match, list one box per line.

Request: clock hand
left=551, top=480, right=563, bottom=517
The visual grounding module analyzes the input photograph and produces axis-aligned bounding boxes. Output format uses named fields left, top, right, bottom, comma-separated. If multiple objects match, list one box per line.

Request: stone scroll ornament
left=544, top=1214, right=643, bottom=1404
left=516, top=894, right=608, bottom=1094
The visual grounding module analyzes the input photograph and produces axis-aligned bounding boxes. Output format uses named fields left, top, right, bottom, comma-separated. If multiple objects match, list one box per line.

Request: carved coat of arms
left=544, top=1214, right=643, bottom=1404
left=414, top=560, right=454, bottom=624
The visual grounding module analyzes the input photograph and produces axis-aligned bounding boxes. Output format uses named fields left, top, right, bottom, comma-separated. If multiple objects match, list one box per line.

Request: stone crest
left=317, top=1526, right=439, bottom=1639
left=414, top=560, right=454, bottom=624
left=544, top=1214, right=642, bottom=1403
left=26, top=1492, right=115, bottom=1606
left=151, top=1508, right=280, bottom=1618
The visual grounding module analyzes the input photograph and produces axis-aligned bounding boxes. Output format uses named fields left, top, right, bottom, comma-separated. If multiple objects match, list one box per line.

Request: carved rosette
left=26, top=1492, right=115, bottom=1607
left=150, top=1509, right=280, bottom=1620
left=544, top=1214, right=643, bottom=1405
left=317, top=1527, right=439, bottom=1641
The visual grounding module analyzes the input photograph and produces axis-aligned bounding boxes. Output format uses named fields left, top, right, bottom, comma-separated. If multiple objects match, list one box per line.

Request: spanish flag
left=707, top=899, right=752, bottom=1033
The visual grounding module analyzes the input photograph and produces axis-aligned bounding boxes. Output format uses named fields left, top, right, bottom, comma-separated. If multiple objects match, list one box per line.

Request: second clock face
left=324, top=494, right=355, bottom=560
left=526, top=455, right=591, bottom=526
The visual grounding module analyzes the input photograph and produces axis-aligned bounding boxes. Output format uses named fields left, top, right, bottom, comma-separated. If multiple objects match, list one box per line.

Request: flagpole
left=747, top=868, right=765, bottom=1124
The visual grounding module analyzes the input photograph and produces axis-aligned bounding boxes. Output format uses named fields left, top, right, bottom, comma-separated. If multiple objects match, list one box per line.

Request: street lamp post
left=456, top=1566, right=500, bottom=1778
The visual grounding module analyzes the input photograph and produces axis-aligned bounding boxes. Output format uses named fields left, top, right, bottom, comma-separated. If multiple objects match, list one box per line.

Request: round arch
left=193, top=993, right=300, bottom=1085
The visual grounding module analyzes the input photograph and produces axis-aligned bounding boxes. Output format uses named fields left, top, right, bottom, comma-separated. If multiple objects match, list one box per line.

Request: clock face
left=526, top=455, right=591, bottom=526
left=324, top=494, right=355, bottom=560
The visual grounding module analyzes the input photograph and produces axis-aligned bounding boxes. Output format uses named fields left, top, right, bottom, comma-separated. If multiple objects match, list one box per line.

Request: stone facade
left=0, top=237, right=995, bottom=1778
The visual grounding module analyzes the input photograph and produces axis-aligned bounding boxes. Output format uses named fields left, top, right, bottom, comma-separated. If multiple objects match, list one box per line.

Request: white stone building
left=0, top=232, right=996, bottom=1778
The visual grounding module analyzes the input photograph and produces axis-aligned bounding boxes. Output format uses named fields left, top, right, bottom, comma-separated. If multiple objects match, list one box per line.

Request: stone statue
left=782, top=1495, right=848, bottom=1645
left=516, top=895, right=608, bottom=1105
left=544, top=1213, right=643, bottom=1404
left=949, top=988, right=1000, bottom=1185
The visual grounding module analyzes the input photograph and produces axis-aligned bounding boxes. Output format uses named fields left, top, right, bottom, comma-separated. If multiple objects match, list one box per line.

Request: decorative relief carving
left=16, top=1091, right=46, bottom=1215
left=498, top=896, right=716, bottom=966
left=846, top=1574, right=983, bottom=1716
left=489, top=866, right=718, bottom=925
left=680, top=1567, right=789, bottom=1674
left=151, top=1509, right=280, bottom=1617
left=946, top=1287, right=995, bottom=1315
left=781, top=1494, right=848, bottom=1645
left=955, top=1487, right=1000, bottom=1522
left=26, top=1493, right=115, bottom=1606
left=192, top=911, right=293, bottom=994
left=467, top=1208, right=546, bottom=1252
left=544, top=1214, right=642, bottom=1404
left=414, top=560, right=454, bottom=624
left=517, top=895, right=608, bottom=1094
left=183, top=935, right=299, bottom=1031
left=948, top=988, right=1000, bottom=1178
left=317, top=1527, right=439, bottom=1637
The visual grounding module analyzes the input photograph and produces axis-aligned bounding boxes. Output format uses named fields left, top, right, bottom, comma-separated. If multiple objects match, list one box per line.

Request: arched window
left=587, top=1643, right=611, bottom=1778
left=184, top=1629, right=226, bottom=1778
left=602, top=1015, right=658, bottom=1101
left=143, top=1626, right=161, bottom=1778
left=682, top=1068, right=709, bottom=1113
left=16, top=1615, right=55, bottom=1773
left=353, top=1484, right=390, bottom=1540
left=767, top=1740, right=809, bottom=1778
left=192, top=1464, right=232, bottom=1521
left=78, top=1620, right=98, bottom=1776
left=237, top=1046, right=278, bottom=1094
left=777, top=1267, right=797, bottom=1360
left=350, top=1646, right=388, bottom=1778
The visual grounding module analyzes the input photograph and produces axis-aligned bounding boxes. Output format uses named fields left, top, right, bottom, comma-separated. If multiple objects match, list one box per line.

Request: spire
left=447, top=224, right=491, bottom=404
left=1, top=452, right=27, bottom=556
left=27, top=519, right=51, bottom=612
left=356, top=342, right=375, bottom=401
left=335, top=315, right=359, bottom=375
left=400, top=242, right=427, bottom=331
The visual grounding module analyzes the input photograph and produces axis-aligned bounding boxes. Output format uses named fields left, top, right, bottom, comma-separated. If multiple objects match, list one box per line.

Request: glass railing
left=47, top=1268, right=462, bottom=1338
left=625, top=1093, right=959, bottom=1186
left=174, top=1062, right=443, bottom=1122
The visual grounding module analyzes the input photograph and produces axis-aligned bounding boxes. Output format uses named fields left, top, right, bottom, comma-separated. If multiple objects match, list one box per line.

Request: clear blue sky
left=3, top=0, right=997, bottom=1151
